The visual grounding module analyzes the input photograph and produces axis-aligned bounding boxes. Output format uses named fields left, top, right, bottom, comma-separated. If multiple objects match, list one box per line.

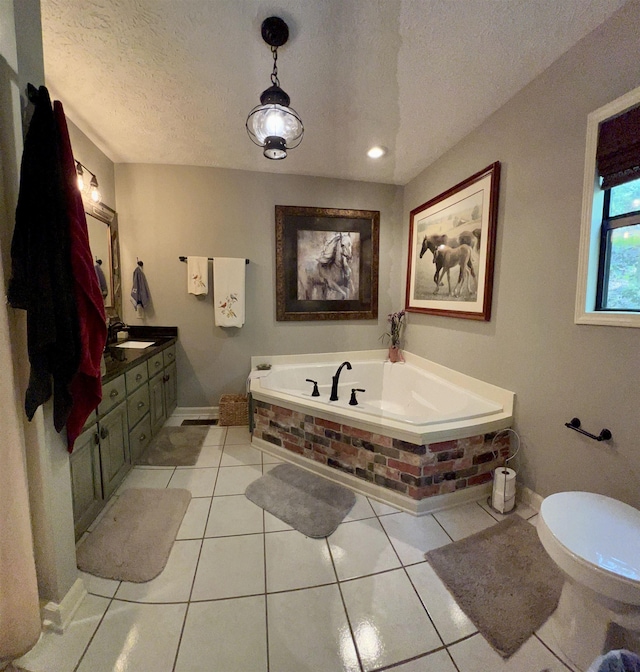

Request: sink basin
left=114, top=341, right=156, bottom=349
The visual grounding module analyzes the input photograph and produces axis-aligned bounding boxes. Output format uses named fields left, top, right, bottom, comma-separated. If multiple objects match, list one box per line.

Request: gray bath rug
left=425, top=515, right=563, bottom=658
left=136, top=425, right=209, bottom=466
left=76, top=488, right=191, bottom=582
left=245, top=464, right=356, bottom=538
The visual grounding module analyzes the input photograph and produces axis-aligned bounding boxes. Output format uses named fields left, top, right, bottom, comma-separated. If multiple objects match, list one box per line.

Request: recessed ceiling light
left=367, top=146, right=386, bottom=159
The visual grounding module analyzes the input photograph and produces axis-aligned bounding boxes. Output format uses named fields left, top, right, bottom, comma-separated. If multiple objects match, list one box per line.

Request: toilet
left=537, top=491, right=640, bottom=671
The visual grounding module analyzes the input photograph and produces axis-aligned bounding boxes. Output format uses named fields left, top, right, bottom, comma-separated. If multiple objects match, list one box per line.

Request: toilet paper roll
left=491, top=468, right=516, bottom=513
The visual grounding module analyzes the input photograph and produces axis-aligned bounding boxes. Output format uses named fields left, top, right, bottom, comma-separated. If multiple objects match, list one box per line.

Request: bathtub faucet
left=329, top=361, right=352, bottom=401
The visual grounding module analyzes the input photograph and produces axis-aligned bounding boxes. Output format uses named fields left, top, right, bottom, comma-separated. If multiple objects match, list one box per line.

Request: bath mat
left=425, top=515, right=563, bottom=658
left=136, top=425, right=208, bottom=466
left=245, top=464, right=355, bottom=538
left=77, top=488, right=191, bottom=582
left=181, top=418, right=219, bottom=426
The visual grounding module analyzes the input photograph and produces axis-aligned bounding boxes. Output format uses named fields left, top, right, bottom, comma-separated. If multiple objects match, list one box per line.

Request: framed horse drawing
left=275, top=205, right=379, bottom=321
left=405, top=162, right=500, bottom=321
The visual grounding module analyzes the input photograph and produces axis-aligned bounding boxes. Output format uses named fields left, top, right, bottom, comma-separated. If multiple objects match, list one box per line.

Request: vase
left=388, top=345, right=404, bottom=363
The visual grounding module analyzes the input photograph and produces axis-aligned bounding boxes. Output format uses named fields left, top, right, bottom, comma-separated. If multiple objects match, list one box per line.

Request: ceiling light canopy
left=246, top=16, right=303, bottom=160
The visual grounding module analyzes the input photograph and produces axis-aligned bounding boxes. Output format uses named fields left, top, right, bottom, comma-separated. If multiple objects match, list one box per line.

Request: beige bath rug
left=245, top=464, right=355, bottom=538
left=425, top=515, right=563, bottom=658
left=77, top=488, right=191, bottom=582
left=136, top=425, right=208, bottom=466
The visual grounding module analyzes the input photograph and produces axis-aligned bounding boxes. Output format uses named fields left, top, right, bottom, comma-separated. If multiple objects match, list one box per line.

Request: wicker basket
left=219, top=394, right=249, bottom=426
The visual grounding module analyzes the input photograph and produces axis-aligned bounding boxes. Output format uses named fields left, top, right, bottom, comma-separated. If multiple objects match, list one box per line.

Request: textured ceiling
left=40, top=0, right=629, bottom=185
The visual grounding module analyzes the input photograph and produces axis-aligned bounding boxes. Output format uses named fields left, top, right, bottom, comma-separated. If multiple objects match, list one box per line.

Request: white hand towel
left=187, top=256, right=209, bottom=295
left=214, top=258, right=245, bottom=327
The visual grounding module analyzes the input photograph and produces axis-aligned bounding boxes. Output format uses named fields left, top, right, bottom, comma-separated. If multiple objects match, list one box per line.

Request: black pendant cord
left=565, top=417, right=612, bottom=442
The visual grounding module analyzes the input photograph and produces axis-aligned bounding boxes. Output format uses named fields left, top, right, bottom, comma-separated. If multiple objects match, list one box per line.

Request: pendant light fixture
left=246, top=16, right=303, bottom=160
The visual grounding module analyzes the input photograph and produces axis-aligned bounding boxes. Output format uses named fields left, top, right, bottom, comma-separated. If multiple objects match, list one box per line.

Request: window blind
left=596, top=104, right=640, bottom=190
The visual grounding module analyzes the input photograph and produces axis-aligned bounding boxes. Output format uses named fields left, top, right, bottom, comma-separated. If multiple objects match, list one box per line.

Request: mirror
left=84, top=201, right=122, bottom=319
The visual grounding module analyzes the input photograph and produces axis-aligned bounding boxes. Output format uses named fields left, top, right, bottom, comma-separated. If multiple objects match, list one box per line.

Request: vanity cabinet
left=69, top=336, right=178, bottom=538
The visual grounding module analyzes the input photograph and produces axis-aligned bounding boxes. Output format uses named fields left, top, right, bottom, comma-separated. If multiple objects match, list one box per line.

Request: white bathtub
left=250, top=350, right=514, bottom=445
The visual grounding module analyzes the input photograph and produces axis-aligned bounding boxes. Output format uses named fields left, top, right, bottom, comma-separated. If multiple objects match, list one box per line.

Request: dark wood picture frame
left=275, top=205, right=379, bottom=321
left=405, top=162, right=500, bottom=321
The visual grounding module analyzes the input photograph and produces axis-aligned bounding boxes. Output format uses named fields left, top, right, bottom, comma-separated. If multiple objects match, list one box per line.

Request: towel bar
left=179, top=256, right=249, bottom=264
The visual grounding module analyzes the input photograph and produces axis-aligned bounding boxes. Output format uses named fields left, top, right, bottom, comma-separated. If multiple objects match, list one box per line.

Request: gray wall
left=115, top=164, right=403, bottom=407
left=402, top=2, right=640, bottom=508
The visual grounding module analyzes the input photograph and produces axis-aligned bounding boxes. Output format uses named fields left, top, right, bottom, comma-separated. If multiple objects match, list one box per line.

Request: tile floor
left=17, top=414, right=579, bottom=672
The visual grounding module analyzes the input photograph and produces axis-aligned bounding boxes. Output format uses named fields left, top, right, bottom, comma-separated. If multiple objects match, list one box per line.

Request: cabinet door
left=163, top=361, right=178, bottom=417
left=98, top=403, right=131, bottom=499
left=149, top=373, right=166, bottom=436
left=70, top=426, right=103, bottom=539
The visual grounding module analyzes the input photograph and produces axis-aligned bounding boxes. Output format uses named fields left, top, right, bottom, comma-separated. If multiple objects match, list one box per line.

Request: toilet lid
left=540, top=492, right=640, bottom=581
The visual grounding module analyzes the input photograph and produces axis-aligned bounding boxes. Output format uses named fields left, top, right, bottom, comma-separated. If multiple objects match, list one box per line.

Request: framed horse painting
left=405, top=162, right=500, bottom=321
left=275, top=205, right=379, bottom=321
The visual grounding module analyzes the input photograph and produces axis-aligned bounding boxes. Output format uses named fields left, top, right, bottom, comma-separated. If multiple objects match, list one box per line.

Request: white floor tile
left=265, top=531, right=335, bottom=592
left=224, top=425, right=252, bottom=445
left=392, top=649, right=458, bottom=671
left=448, top=632, right=569, bottom=671
left=202, top=426, right=227, bottom=446
left=191, top=535, right=265, bottom=600
left=115, top=467, right=173, bottom=493
left=536, top=620, right=581, bottom=671
left=328, top=518, right=401, bottom=580
left=368, top=498, right=401, bottom=515
left=379, top=512, right=452, bottom=565
left=261, top=452, right=283, bottom=465
left=115, top=540, right=200, bottom=603
left=478, top=498, right=537, bottom=523
left=528, top=513, right=539, bottom=526
left=175, top=595, right=267, bottom=672
left=168, top=467, right=218, bottom=497
left=406, top=562, right=476, bottom=644
left=80, top=570, right=120, bottom=598
left=265, top=510, right=293, bottom=532
left=176, top=443, right=222, bottom=469
left=214, top=465, right=262, bottom=496
left=343, top=492, right=376, bottom=522
left=16, top=595, right=110, bottom=672
left=268, top=584, right=360, bottom=672
left=205, top=494, right=264, bottom=537
left=176, top=497, right=211, bottom=539
left=175, top=596, right=267, bottom=672
left=432, top=501, right=496, bottom=541
left=262, top=462, right=281, bottom=474
left=220, top=444, right=263, bottom=467
left=76, top=600, right=187, bottom=672
left=162, top=416, right=183, bottom=427
left=341, top=569, right=442, bottom=671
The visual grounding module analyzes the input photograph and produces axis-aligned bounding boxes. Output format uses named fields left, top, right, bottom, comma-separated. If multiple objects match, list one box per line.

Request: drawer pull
left=139, top=433, right=146, bottom=442
left=168, top=353, right=174, bottom=359
left=155, top=361, right=161, bottom=368
left=100, top=427, right=109, bottom=440
left=136, top=373, right=143, bottom=381
left=110, top=389, right=119, bottom=398
left=94, top=433, right=100, bottom=445
left=163, top=374, right=170, bottom=383
left=137, top=401, right=145, bottom=409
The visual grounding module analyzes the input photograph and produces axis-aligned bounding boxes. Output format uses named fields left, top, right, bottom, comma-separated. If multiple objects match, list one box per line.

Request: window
left=575, top=85, right=640, bottom=327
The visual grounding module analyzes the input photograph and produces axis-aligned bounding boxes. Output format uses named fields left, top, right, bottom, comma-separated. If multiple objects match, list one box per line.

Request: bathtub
left=249, top=350, right=515, bottom=513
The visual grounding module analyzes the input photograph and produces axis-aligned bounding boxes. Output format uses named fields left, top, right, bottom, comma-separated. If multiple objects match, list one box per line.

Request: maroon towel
left=53, top=101, right=107, bottom=451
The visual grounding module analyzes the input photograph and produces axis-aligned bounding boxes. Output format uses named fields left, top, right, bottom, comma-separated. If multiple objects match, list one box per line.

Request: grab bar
left=565, top=417, right=612, bottom=442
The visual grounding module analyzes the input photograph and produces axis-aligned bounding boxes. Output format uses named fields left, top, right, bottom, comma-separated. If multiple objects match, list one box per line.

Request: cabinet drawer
left=98, top=375, right=126, bottom=417
left=163, top=345, right=176, bottom=368
left=129, top=414, right=152, bottom=463
left=126, top=361, right=148, bottom=392
left=148, top=352, right=164, bottom=378
left=127, top=384, right=150, bottom=429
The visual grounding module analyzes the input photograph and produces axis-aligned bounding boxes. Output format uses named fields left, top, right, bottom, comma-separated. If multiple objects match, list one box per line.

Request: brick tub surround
left=253, top=401, right=512, bottom=502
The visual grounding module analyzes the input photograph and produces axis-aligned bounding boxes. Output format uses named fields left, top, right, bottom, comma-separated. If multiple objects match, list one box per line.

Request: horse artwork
left=297, top=231, right=359, bottom=301
left=433, top=244, right=476, bottom=297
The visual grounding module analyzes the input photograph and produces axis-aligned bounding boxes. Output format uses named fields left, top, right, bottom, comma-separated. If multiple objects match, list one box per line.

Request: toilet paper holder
left=488, top=428, right=521, bottom=515
left=564, top=417, right=612, bottom=442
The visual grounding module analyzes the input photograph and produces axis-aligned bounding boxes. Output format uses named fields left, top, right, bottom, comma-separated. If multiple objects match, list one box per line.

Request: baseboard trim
left=252, top=436, right=492, bottom=516
left=41, top=578, right=87, bottom=634
left=518, top=484, right=543, bottom=513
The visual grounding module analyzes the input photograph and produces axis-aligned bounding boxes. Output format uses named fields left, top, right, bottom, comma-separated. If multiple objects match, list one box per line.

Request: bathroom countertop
left=102, top=327, right=178, bottom=383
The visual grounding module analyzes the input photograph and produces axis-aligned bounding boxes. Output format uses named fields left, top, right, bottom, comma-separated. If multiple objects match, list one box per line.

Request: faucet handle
left=349, top=388, right=365, bottom=406
left=305, top=379, right=320, bottom=397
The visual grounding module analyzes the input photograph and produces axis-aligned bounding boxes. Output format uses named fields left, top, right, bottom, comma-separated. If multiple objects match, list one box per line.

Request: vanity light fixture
left=246, top=16, right=303, bottom=160
left=75, top=160, right=101, bottom=203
